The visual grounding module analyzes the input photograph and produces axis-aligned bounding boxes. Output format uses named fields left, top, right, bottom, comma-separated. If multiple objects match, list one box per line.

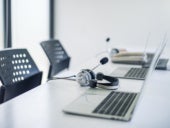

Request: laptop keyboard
left=125, top=68, right=148, bottom=79
left=93, top=91, right=138, bottom=117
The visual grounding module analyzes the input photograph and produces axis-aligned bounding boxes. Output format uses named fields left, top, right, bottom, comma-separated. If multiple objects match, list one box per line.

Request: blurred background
left=1, top=0, right=170, bottom=82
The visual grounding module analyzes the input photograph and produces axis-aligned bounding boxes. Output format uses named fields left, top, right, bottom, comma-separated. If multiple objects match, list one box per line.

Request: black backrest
left=0, top=48, right=42, bottom=103
left=40, top=39, right=70, bottom=79
left=0, top=48, right=40, bottom=86
left=3, top=71, right=42, bottom=102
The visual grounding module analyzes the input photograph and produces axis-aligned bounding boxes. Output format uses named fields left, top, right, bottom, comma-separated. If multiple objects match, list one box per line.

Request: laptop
left=63, top=38, right=167, bottom=121
left=110, top=53, right=169, bottom=80
left=110, top=34, right=169, bottom=80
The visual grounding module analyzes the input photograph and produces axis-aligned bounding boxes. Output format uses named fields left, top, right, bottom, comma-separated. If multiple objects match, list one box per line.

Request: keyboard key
left=93, top=91, right=138, bottom=117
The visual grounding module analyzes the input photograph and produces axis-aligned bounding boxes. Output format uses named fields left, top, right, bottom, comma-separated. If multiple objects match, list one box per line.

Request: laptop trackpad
left=63, top=89, right=110, bottom=114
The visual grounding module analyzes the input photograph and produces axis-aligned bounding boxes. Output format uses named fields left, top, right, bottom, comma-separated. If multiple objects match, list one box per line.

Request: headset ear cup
left=89, top=80, right=97, bottom=88
left=113, top=48, right=119, bottom=53
left=96, top=72, right=104, bottom=80
left=96, top=72, right=119, bottom=88
left=110, top=48, right=119, bottom=57
left=76, top=69, right=95, bottom=86
left=86, top=69, right=95, bottom=79
left=111, top=78, right=119, bottom=86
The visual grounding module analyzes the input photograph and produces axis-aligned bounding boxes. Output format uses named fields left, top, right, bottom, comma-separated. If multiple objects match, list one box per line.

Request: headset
left=76, top=69, right=119, bottom=90
left=96, top=37, right=127, bottom=57
left=49, top=57, right=119, bottom=90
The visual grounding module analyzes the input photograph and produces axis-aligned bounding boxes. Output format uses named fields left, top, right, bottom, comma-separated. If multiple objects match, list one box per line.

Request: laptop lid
left=133, top=34, right=167, bottom=114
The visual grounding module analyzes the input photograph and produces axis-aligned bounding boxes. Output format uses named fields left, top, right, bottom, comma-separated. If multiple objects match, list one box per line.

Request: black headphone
left=76, top=69, right=119, bottom=90
left=49, top=57, right=119, bottom=90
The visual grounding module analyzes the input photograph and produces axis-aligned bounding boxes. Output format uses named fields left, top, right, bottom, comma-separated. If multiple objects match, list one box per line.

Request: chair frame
left=40, top=39, right=70, bottom=79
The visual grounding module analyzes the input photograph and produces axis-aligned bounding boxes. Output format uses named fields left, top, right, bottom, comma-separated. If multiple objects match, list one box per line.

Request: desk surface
left=0, top=61, right=170, bottom=128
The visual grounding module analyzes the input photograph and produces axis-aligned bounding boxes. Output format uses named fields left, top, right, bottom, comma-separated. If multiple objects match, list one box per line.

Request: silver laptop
left=110, top=35, right=168, bottom=80
left=63, top=38, right=167, bottom=121
left=111, top=54, right=169, bottom=80
left=110, top=34, right=151, bottom=80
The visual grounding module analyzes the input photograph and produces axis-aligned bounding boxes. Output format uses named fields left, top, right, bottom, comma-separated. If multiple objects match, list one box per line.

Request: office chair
left=40, top=39, right=70, bottom=79
left=0, top=48, right=42, bottom=103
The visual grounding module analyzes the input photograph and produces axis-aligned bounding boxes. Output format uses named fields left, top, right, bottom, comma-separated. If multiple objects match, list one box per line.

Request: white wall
left=8, top=0, right=170, bottom=82
left=12, top=0, right=49, bottom=82
left=55, top=0, right=170, bottom=69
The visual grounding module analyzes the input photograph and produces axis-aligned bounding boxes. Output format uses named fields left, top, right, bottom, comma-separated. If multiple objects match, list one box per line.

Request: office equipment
left=111, top=33, right=150, bottom=65
left=76, top=70, right=119, bottom=90
left=92, top=91, right=138, bottom=118
left=0, top=45, right=170, bottom=128
left=63, top=39, right=166, bottom=121
left=50, top=57, right=119, bottom=90
left=91, top=57, right=108, bottom=70
left=105, top=37, right=127, bottom=57
left=112, top=52, right=169, bottom=70
left=0, top=48, right=42, bottom=103
left=156, top=59, right=169, bottom=70
left=40, top=39, right=70, bottom=79
left=111, top=47, right=169, bottom=80
left=110, top=34, right=168, bottom=80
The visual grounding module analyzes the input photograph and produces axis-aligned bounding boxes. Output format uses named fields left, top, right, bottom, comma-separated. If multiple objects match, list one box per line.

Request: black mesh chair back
left=0, top=48, right=42, bottom=103
left=40, top=40, right=70, bottom=79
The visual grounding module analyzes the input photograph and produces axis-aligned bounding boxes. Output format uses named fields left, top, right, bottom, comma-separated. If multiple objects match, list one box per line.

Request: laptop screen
left=134, top=34, right=167, bottom=112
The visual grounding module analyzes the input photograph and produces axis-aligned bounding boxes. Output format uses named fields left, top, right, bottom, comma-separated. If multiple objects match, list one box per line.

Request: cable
left=48, top=75, right=76, bottom=81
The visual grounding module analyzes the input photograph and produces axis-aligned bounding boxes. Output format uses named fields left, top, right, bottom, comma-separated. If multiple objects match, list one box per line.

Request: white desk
left=0, top=61, right=170, bottom=128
